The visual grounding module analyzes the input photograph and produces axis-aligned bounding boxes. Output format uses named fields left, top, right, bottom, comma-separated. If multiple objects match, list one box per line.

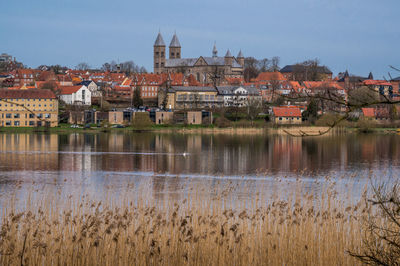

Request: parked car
left=111, top=124, right=124, bottom=128
left=70, top=124, right=80, bottom=128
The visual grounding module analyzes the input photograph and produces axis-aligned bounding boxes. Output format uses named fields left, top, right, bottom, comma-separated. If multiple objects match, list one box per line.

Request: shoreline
left=0, top=125, right=397, bottom=135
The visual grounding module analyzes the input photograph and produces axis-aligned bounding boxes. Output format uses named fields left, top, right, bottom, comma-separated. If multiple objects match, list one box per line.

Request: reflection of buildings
left=3, top=132, right=399, bottom=181
left=0, top=134, right=59, bottom=170
left=59, top=134, right=92, bottom=172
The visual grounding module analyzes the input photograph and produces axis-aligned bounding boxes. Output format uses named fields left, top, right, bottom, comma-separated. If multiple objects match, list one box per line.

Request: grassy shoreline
left=0, top=124, right=397, bottom=135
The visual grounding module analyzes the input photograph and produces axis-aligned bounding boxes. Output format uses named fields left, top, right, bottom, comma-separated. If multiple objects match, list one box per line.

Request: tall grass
left=0, top=179, right=370, bottom=265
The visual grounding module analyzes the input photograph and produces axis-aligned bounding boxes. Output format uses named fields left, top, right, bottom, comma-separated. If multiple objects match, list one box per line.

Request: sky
left=1, top=0, right=400, bottom=79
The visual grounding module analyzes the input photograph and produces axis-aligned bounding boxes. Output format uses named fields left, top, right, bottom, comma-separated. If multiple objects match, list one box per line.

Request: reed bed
left=0, top=179, right=371, bottom=265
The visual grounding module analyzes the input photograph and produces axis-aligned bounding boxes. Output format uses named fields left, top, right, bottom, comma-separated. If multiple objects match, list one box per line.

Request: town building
left=363, top=80, right=393, bottom=99
left=77, top=80, right=101, bottom=97
left=0, top=88, right=58, bottom=127
left=13, top=69, right=40, bottom=86
left=153, top=32, right=244, bottom=84
left=216, top=86, right=261, bottom=107
left=272, top=107, right=302, bottom=124
left=0, top=53, right=13, bottom=63
left=59, top=85, right=91, bottom=105
left=158, top=86, right=222, bottom=110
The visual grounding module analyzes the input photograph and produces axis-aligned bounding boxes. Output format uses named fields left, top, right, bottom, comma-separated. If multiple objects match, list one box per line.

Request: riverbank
left=0, top=124, right=398, bottom=135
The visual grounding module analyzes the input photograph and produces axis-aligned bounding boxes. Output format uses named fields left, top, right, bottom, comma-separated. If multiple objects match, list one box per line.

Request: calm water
left=0, top=132, right=399, bottom=203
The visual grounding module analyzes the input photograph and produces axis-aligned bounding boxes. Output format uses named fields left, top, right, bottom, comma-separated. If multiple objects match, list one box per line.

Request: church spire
left=169, top=32, right=181, bottom=48
left=154, top=32, right=165, bottom=46
left=212, top=42, right=218, bottom=57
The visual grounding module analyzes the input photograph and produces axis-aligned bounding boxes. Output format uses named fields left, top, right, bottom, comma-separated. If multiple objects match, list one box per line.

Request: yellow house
left=160, top=86, right=222, bottom=110
left=272, top=107, right=302, bottom=124
left=0, top=88, right=58, bottom=127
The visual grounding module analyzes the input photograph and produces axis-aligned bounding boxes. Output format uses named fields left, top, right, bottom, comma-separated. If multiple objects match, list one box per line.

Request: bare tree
left=246, top=97, right=262, bottom=124
left=348, top=182, right=400, bottom=265
left=269, top=56, right=280, bottom=72
left=75, top=62, right=90, bottom=71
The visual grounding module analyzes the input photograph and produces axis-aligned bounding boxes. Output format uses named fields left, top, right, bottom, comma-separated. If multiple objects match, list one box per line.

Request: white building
left=216, top=86, right=261, bottom=107
left=78, top=80, right=101, bottom=97
left=59, top=85, right=91, bottom=105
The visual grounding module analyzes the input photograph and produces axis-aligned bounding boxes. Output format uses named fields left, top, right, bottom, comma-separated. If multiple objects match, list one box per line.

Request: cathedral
left=153, top=32, right=244, bottom=84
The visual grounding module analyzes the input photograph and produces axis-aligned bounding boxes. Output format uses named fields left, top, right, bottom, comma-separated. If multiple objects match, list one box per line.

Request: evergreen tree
left=132, top=87, right=143, bottom=108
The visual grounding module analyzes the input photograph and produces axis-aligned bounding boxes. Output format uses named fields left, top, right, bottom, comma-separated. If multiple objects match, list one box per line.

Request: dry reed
left=0, top=179, right=371, bottom=265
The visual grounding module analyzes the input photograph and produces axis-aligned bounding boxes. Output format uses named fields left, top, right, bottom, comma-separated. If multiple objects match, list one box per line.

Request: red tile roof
left=256, top=72, right=286, bottom=82
left=363, top=80, right=392, bottom=86
left=0, top=88, right=56, bottom=99
left=362, top=108, right=375, bottom=118
left=272, top=107, right=302, bottom=117
left=59, top=85, right=82, bottom=95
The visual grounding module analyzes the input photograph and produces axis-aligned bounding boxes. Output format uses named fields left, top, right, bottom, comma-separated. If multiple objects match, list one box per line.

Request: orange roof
left=121, top=78, right=133, bottom=86
left=59, top=85, right=82, bottom=95
left=363, top=80, right=392, bottom=86
left=362, top=108, right=375, bottom=118
left=256, top=72, right=286, bottom=82
left=272, top=107, right=302, bottom=117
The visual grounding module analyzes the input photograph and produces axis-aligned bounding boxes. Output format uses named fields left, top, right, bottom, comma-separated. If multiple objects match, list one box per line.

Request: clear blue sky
left=1, top=0, right=399, bottom=79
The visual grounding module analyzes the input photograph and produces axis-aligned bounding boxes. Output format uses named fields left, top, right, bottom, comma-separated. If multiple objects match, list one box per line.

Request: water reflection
left=0, top=132, right=398, bottom=176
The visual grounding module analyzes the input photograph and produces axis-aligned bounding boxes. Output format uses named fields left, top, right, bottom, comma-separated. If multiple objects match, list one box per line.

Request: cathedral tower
left=169, top=33, right=181, bottom=59
left=154, top=32, right=166, bottom=74
left=237, top=50, right=244, bottom=67
left=224, top=49, right=233, bottom=66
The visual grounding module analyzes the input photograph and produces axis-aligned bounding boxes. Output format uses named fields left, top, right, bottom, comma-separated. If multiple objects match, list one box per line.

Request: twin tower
left=153, top=32, right=181, bottom=74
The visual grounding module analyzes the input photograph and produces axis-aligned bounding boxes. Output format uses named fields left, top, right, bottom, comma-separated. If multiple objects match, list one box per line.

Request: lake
left=0, top=131, right=399, bottom=204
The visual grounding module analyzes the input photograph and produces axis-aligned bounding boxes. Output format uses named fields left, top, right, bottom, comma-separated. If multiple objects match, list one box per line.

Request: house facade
left=216, top=86, right=261, bottom=107
left=59, top=85, right=91, bottom=105
left=0, top=88, right=58, bottom=127
left=78, top=80, right=101, bottom=97
left=272, top=107, right=302, bottom=124
left=159, top=86, right=221, bottom=110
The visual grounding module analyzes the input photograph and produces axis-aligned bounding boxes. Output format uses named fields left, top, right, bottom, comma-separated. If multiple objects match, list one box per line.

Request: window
left=5, top=113, right=11, bottom=118
left=14, top=121, right=20, bottom=126
left=29, top=114, right=34, bottom=118
left=37, top=114, right=42, bottom=118
left=14, top=114, right=19, bottom=118
left=45, top=114, right=50, bottom=119
left=29, top=121, right=35, bottom=126
left=5, top=121, right=11, bottom=126
left=279, top=117, right=282, bottom=121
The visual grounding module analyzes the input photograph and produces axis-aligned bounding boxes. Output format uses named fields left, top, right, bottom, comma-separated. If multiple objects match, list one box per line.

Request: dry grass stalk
left=0, top=180, right=370, bottom=265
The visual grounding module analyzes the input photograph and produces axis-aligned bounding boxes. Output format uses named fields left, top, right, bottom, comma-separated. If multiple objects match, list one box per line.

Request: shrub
left=132, top=112, right=153, bottom=129
left=215, top=116, right=232, bottom=128
left=357, top=118, right=376, bottom=133
left=315, top=113, right=342, bottom=127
